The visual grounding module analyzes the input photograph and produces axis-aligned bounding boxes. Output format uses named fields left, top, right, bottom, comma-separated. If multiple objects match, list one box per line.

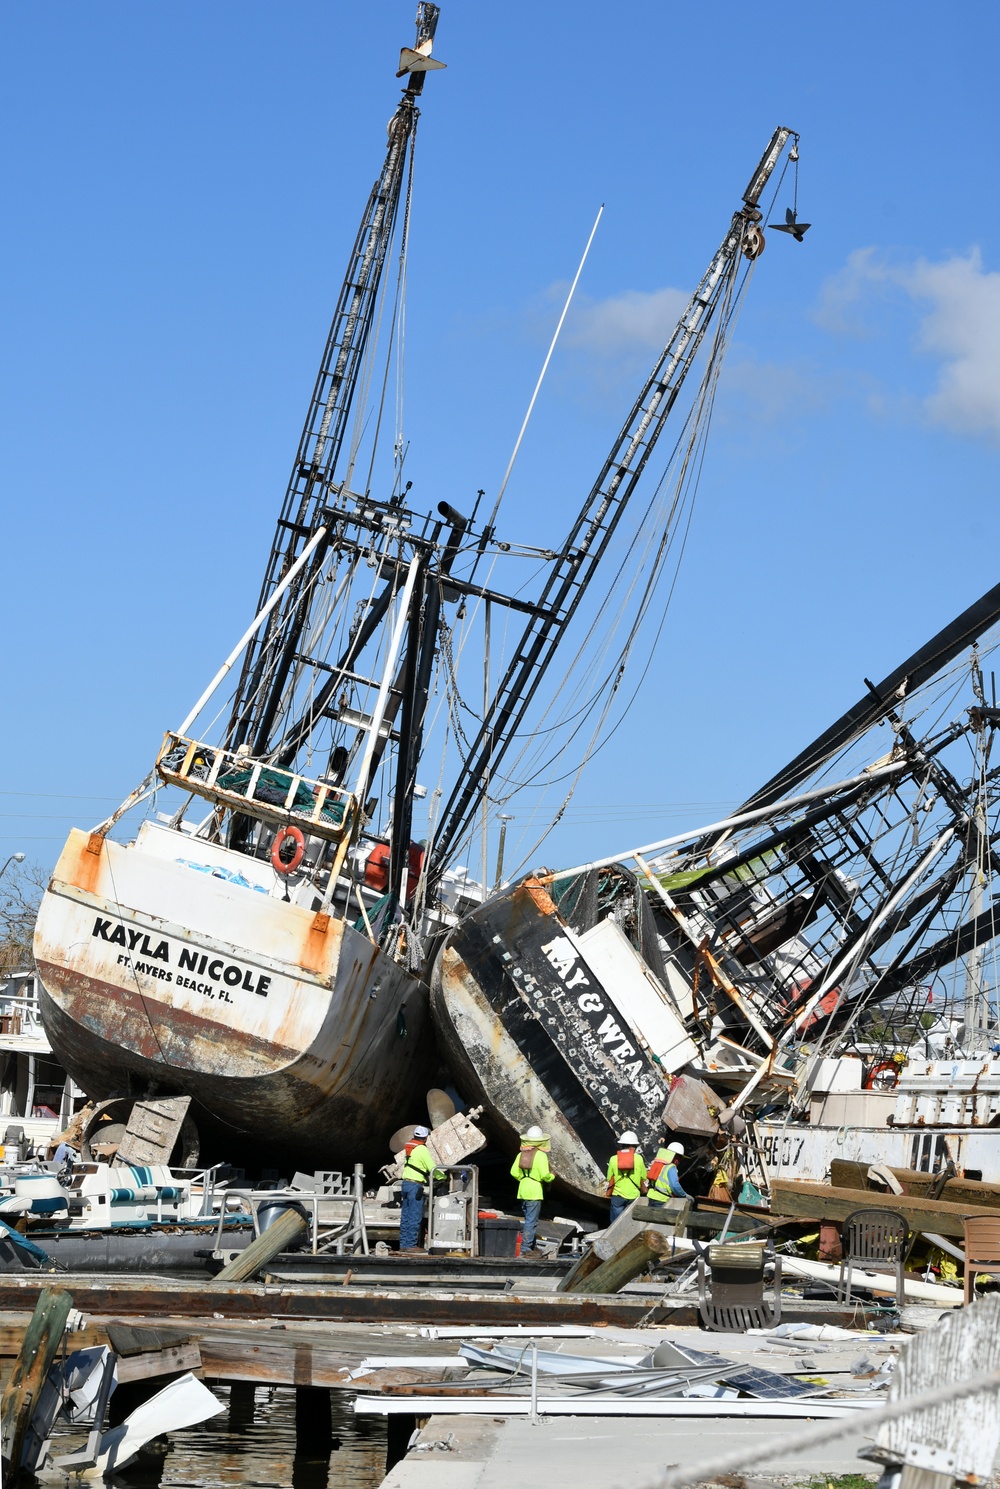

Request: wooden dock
left=0, top=1271, right=876, bottom=1379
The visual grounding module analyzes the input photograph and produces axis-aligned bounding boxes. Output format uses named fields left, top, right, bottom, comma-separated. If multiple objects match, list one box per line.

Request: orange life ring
left=864, top=1059, right=900, bottom=1092
left=272, top=825, right=305, bottom=875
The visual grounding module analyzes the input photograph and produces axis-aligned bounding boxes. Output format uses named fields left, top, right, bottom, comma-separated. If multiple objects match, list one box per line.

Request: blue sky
left=3, top=2, right=1000, bottom=881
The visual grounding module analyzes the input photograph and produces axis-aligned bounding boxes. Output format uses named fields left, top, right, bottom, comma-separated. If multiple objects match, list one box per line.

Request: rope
left=494, top=250, right=751, bottom=877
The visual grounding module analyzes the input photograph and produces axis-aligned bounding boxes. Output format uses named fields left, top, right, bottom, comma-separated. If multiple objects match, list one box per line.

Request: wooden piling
left=214, top=1208, right=309, bottom=1283
left=228, top=1382, right=257, bottom=1426
left=556, top=1204, right=645, bottom=1293
left=556, top=1246, right=603, bottom=1293
left=567, top=1229, right=670, bottom=1295
left=294, top=1385, right=332, bottom=1459
left=557, top=1199, right=689, bottom=1292
left=0, top=1286, right=73, bottom=1482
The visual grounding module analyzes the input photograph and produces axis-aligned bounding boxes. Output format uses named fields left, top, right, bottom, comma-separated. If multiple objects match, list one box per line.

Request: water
left=44, top=1384, right=391, bottom=1489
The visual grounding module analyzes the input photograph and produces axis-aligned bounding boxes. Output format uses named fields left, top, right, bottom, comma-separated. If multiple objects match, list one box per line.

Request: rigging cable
left=488, top=248, right=753, bottom=874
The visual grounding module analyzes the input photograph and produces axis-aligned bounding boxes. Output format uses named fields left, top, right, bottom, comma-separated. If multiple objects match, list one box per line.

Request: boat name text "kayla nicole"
left=540, top=935, right=660, bottom=1108
left=91, top=917, right=272, bottom=1001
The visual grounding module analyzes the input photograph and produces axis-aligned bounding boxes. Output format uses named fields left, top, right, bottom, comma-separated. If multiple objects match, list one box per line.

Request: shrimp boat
left=34, top=7, right=455, bottom=1169
left=35, top=12, right=801, bottom=1169
left=434, top=580, right=1000, bottom=1201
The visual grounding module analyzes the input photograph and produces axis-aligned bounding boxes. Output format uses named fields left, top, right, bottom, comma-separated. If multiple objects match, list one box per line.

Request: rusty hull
left=429, top=880, right=671, bottom=1207
left=34, top=829, right=434, bottom=1169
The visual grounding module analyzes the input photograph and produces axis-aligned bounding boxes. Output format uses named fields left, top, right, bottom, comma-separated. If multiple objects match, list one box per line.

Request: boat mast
left=427, top=127, right=799, bottom=885
left=717, top=580, right=1000, bottom=829
left=226, top=4, right=443, bottom=762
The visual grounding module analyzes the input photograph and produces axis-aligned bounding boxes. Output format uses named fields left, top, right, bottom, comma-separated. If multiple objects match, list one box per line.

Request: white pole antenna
left=486, top=204, right=604, bottom=529
left=352, top=555, right=422, bottom=800
left=177, top=525, right=328, bottom=739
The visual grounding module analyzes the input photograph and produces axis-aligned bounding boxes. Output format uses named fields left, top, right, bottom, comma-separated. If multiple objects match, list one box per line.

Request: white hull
left=756, top=1119, right=1000, bottom=1185
left=34, top=824, right=434, bottom=1168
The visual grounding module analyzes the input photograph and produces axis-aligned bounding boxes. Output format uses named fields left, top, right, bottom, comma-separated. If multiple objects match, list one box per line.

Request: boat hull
left=756, top=1118, right=1000, bottom=1185
left=34, top=827, right=434, bottom=1171
left=430, top=878, right=672, bottom=1206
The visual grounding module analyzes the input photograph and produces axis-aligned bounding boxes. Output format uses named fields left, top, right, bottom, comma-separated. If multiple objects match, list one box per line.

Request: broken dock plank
left=104, top=1321, right=192, bottom=1355
left=115, top=1341, right=203, bottom=1383
left=0, top=1277, right=871, bottom=1332
left=0, top=1287, right=73, bottom=1481
left=866, top=1290, right=1000, bottom=1481
left=831, top=1159, right=1000, bottom=1210
left=770, top=1177, right=1000, bottom=1240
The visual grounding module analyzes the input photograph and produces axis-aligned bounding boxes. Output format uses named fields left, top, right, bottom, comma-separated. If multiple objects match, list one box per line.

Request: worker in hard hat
left=605, top=1131, right=647, bottom=1223
left=510, top=1125, right=554, bottom=1254
left=399, top=1125, right=445, bottom=1251
left=646, top=1140, right=689, bottom=1205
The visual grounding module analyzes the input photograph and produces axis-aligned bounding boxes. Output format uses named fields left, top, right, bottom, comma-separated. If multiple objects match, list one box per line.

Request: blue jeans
left=520, top=1199, right=541, bottom=1251
left=609, top=1195, right=632, bottom=1224
left=400, top=1180, right=425, bottom=1249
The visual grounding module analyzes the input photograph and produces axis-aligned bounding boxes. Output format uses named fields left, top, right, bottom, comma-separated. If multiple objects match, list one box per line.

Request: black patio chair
left=696, top=1240, right=782, bottom=1332
left=838, top=1207, right=909, bottom=1308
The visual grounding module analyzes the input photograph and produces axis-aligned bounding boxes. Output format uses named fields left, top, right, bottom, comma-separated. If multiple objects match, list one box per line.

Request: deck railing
left=155, top=732, right=357, bottom=846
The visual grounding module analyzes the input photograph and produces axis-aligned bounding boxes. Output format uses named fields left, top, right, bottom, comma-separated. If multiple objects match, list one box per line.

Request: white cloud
left=816, top=247, right=1000, bottom=441
left=563, top=286, right=689, bottom=355
left=538, top=284, right=840, bottom=426
left=522, top=282, right=692, bottom=405
left=719, top=356, right=842, bottom=424
left=906, top=251, right=1000, bottom=438
left=813, top=247, right=888, bottom=337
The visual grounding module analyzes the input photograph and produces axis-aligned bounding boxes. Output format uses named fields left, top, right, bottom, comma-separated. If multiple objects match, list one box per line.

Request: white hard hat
left=413, top=1124, right=430, bottom=1138
left=667, top=1141, right=685, bottom=1156
left=619, top=1131, right=639, bottom=1146
left=524, top=1125, right=545, bottom=1141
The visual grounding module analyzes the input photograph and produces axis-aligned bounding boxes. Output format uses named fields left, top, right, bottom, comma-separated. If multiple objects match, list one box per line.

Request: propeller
left=388, top=1122, right=418, bottom=1155
left=390, top=1089, right=457, bottom=1152
left=426, top=1088, right=457, bottom=1128
left=768, top=206, right=811, bottom=243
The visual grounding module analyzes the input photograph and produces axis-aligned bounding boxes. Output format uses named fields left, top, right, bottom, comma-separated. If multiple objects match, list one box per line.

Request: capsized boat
left=34, top=8, right=450, bottom=1169
left=434, top=579, right=1000, bottom=1200
left=431, top=869, right=699, bottom=1200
